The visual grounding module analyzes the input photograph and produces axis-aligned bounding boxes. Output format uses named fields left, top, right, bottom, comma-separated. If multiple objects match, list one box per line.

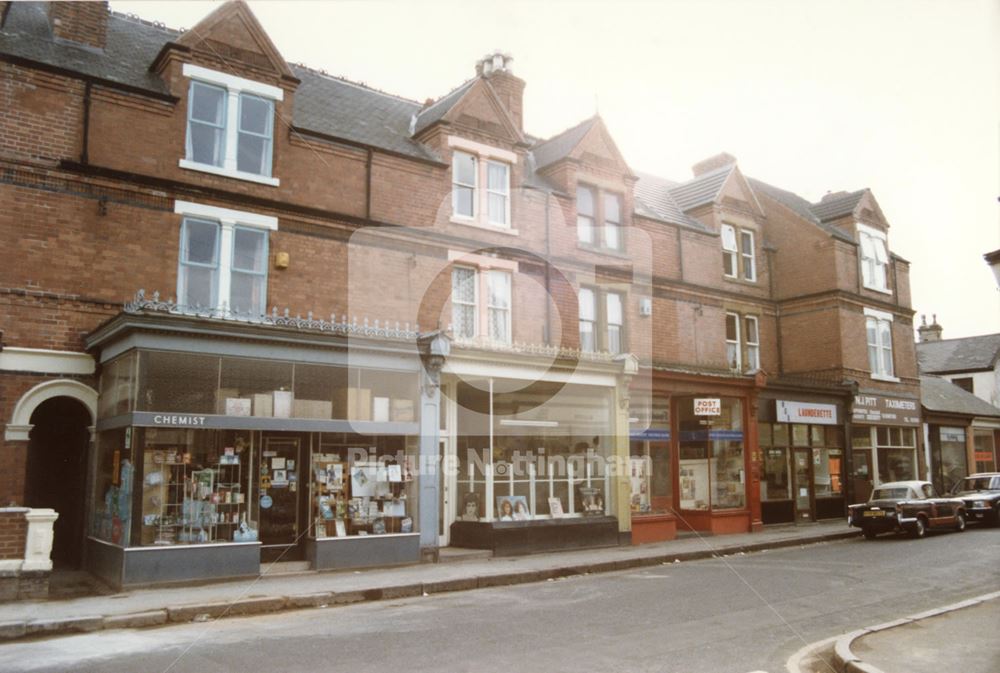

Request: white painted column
left=22, top=509, right=59, bottom=572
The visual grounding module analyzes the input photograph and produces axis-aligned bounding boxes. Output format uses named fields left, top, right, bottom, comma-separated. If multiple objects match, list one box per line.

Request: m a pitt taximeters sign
left=851, top=394, right=919, bottom=426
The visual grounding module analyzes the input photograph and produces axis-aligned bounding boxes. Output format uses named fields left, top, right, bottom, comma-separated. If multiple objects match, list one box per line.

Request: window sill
left=723, top=274, right=758, bottom=285
left=861, top=283, right=892, bottom=295
left=870, top=373, right=901, bottom=383
left=179, top=159, right=280, bottom=187
left=449, top=216, right=518, bottom=236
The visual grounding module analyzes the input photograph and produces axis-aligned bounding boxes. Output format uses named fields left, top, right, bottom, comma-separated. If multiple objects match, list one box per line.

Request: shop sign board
left=694, top=398, right=721, bottom=416
left=852, top=394, right=920, bottom=426
left=777, top=401, right=838, bottom=425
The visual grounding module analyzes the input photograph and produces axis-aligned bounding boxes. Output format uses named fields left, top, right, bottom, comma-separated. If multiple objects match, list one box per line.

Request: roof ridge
left=917, top=333, right=1000, bottom=344
left=670, top=161, right=734, bottom=189
left=417, top=77, right=477, bottom=116
left=109, top=10, right=181, bottom=36
left=810, top=188, right=867, bottom=206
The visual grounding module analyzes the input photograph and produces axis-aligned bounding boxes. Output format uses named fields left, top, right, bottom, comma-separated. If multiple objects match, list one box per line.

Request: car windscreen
left=958, top=476, right=1000, bottom=491
left=871, top=487, right=910, bottom=500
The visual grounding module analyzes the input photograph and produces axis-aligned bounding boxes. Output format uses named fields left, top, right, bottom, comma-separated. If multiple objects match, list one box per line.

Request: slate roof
left=0, top=2, right=441, bottom=163
left=289, top=66, right=437, bottom=162
left=809, top=189, right=866, bottom=222
left=0, top=2, right=172, bottom=94
left=747, top=178, right=855, bottom=242
left=667, top=163, right=734, bottom=211
left=633, top=172, right=707, bottom=230
left=920, top=376, right=1000, bottom=417
left=412, top=78, right=476, bottom=136
left=531, top=116, right=598, bottom=170
left=917, top=334, right=1000, bottom=374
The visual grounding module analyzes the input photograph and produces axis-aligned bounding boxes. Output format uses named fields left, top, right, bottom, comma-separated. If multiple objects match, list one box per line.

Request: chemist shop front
left=84, top=308, right=436, bottom=589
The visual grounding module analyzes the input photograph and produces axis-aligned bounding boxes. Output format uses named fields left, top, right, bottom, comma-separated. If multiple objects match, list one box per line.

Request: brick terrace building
left=0, top=1, right=923, bottom=588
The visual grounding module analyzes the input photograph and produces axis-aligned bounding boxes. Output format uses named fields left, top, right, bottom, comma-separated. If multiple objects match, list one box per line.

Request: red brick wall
left=48, top=1, right=108, bottom=50
left=0, top=511, right=27, bottom=560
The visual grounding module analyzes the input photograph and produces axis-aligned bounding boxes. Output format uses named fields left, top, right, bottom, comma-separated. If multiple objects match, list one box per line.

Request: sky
left=113, top=0, right=1000, bottom=339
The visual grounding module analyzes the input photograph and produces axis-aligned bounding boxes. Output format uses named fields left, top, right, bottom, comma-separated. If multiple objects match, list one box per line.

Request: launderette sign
left=776, top=401, right=838, bottom=425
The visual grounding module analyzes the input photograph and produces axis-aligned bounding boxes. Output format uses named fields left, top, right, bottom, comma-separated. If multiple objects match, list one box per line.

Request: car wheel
left=862, top=528, right=877, bottom=540
left=954, top=511, right=966, bottom=532
left=909, top=517, right=926, bottom=539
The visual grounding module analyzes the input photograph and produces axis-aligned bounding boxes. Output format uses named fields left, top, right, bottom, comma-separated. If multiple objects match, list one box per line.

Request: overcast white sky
left=114, top=0, right=1000, bottom=339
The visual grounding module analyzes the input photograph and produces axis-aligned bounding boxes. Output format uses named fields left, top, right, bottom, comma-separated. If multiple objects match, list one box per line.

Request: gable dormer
left=153, top=0, right=297, bottom=87
left=151, top=1, right=299, bottom=187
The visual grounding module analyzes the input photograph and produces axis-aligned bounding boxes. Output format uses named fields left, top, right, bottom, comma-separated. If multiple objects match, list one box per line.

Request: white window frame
left=486, top=270, right=512, bottom=344
left=864, top=307, right=898, bottom=381
left=452, top=151, right=478, bottom=220
left=726, top=312, right=741, bottom=371
left=857, top=223, right=890, bottom=294
left=577, top=185, right=596, bottom=245
left=174, top=201, right=276, bottom=315
left=447, top=136, right=516, bottom=233
left=740, top=229, right=757, bottom=281
left=603, top=193, right=623, bottom=251
left=451, top=266, right=479, bottom=340
left=721, top=224, right=738, bottom=278
left=745, top=315, right=760, bottom=371
left=606, top=291, right=624, bottom=354
left=486, top=161, right=511, bottom=227
left=579, top=287, right=597, bottom=352
left=180, top=64, right=282, bottom=187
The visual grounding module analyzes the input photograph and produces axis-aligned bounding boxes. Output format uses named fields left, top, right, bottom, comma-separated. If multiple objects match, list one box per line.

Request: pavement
left=789, top=591, right=1000, bottom=673
left=0, top=520, right=860, bottom=643
left=0, top=520, right=1000, bottom=673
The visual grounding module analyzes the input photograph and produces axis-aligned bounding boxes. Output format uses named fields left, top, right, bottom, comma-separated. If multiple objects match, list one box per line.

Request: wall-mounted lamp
left=275, top=251, right=290, bottom=269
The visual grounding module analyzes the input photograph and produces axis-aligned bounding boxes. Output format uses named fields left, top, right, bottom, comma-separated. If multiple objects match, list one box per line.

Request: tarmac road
left=1, top=527, right=998, bottom=673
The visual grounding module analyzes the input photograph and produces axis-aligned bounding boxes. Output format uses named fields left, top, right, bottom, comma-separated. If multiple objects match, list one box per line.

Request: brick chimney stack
left=917, top=314, right=943, bottom=343
left=476, top=51, right=525, bottom=133
left=692, top=152, right=737, bottom=177
left=48, top=1, right=109, bottom=51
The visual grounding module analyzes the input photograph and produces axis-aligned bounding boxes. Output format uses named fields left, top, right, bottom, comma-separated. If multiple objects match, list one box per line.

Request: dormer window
left=180, top=64, right=282, bottom=187
left=577, top=185, right=624, bottom=252
left=857, top=224, right=889, bottom=293
left=721, top=224, right=756, bottom=282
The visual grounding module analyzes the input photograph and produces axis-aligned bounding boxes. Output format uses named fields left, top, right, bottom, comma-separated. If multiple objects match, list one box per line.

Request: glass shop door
left=259, top=436, right=303, bottom=562
left=793, top=448, right=814, bottom=522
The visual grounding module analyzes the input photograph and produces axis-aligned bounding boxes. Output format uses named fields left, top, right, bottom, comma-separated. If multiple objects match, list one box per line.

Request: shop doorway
left=25, top=397, right=92, bottom=569
left=259, top=436, right=304, bottom=562
left=792, top=448, right=813, bottom=522
left=852, top=449, right=874, bottom=504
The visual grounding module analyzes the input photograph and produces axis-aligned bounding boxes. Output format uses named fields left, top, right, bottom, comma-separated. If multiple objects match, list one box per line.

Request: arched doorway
left=24, top=396, right=93, bottom=569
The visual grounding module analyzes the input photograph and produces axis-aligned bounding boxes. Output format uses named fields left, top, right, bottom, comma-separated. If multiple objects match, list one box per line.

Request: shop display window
left=133, top=350, right=418, bottom=422
left=678, top=397, right=745, bottom=511
left=98, top=352, right=137, bottom=418
left=138, top=428, right=251, bottom=546
left=871, top=426, right=917, bottom=484
left=973, top=429, right=996, bottom=473
left=138, top=351, right=219, bottom=413
left=91, top=428, right=134, bottom=546
left=813, top=448, right=843, bottom=496
left=935, top=426, right=967, bottom=494
left=628, top=394, right=671, bottom=515
left=311, top=434, right=417, bottom=537
left=454, top=380, right=614, bottom=521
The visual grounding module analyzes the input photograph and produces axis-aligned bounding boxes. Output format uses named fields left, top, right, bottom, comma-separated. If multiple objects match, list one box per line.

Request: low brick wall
left=0, top=508, right=51, bottom=601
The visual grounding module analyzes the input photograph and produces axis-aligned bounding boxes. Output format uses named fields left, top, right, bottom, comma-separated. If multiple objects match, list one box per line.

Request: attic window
left=180, top=64, right=283, bottom=187
left=857, top=223, right=890, bottom=293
